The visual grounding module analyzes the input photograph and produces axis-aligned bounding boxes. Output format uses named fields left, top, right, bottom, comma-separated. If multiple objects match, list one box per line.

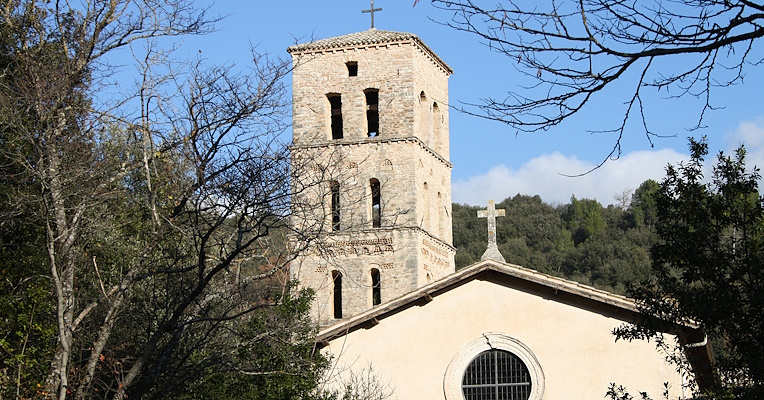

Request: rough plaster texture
left=322, top=276, right=686, bottom=399
left=289, top=30, right=456, bottom=326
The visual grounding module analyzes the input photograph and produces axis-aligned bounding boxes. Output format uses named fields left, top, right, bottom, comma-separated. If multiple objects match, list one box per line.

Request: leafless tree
left=0, top=1, right=335, bottom=398
left=428, top=0, right=764, bottom=164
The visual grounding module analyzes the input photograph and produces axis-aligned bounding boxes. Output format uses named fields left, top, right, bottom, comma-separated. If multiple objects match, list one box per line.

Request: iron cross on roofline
left=362, top=0, right=382, bottom=29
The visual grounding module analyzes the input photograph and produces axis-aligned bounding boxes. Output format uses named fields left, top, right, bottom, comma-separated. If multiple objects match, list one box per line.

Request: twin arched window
left=327, top=89, right=379, bottom=139
left=327, top=179, right=380, bottom=231
left=331, top=268, right=382, bottom=318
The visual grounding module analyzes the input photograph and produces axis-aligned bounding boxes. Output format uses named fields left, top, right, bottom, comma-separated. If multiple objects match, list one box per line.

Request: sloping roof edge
left=317, top=259, right=639, bottom=342
left=315, top=258, right=715, bottom=390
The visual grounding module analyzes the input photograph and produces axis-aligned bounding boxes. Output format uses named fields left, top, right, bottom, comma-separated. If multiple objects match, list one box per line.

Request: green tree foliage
left=0, top=219, right=55, bottom=398
left=177, top=286, right=332, bottom=400
left=0, top=5, right=59, bottom=396
left=617, top=139, right=764, bottom=398
left=631, top=180, right=660, bottom=228
left=452, top=193, right=655, bottom=294
left=564, top=196, right=606, bottom=245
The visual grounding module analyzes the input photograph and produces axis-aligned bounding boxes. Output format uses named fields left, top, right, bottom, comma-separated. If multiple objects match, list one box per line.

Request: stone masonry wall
left=289, top=34, right=455, bottom=326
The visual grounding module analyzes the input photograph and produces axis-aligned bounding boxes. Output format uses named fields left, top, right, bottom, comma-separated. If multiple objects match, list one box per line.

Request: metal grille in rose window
left=462, top=350, right=532, bottom=400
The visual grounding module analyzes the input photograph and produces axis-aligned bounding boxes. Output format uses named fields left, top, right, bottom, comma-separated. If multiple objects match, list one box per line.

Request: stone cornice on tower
left=287, top=28, right=453, bottom=75
left=290, top=136, right=453, bottom=168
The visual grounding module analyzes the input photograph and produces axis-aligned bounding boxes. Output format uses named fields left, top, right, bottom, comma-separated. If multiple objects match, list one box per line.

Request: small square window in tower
left=370, top=178, right=381, bottom=228
left=327, top=94, right=343, bottom=139
left=330, top=181, right=340, bottom=231
left=346, top=61, right=358, bottom=77
left=365, top=89, right=379, bottom=137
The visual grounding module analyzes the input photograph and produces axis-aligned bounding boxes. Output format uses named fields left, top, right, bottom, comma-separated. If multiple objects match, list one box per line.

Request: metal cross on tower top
left=362, top=0, right=382, bottom=29
left=478, top=200, right=506, bottom=263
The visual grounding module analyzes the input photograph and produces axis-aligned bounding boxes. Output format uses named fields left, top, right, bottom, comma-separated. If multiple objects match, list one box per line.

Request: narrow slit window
left=346, top=61, right=358, bottom=77
left=328, top=94, right=343, bottom=139
left=332, top=271, right=343, bottom=319
left=370, top=178, right=381, bottom=228
left=330, top=180, right=340, bottom=231
left=371, top=268, right=381, bottom=306
left=365, top=89, right=379, bottom=137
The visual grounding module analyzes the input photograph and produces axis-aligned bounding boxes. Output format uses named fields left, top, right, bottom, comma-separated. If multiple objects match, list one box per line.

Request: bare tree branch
left=430, top=0, right=764, bottom=159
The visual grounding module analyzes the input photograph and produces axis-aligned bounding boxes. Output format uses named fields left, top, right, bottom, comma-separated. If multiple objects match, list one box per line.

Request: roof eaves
left=287, top=29, right=453, bottom=75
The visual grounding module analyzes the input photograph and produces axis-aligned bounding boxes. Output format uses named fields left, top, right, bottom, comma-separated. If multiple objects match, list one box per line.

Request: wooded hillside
left=452, top=180, right=660, bottom=294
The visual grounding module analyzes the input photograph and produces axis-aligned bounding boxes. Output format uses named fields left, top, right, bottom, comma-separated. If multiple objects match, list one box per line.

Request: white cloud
left=453, top=149, right=688, bottom=206
left=726, top=117, right=764, bottom=170
left=454, top=117, right=764, bottom=207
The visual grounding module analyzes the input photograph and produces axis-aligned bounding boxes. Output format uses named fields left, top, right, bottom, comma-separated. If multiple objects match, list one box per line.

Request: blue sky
left=169, top=1, right=764, bottom=206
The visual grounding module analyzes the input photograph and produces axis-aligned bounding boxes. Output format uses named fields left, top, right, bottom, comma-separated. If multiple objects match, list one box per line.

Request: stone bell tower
left=288, top=29, right=455, bottom=326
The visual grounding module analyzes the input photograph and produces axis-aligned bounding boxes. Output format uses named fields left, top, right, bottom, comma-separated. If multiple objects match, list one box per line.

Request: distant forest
left=452, top=180, right=660, bottom=294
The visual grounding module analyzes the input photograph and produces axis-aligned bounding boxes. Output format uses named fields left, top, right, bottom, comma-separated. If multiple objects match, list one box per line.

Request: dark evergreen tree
left=617, top=138, right=764, bottom=398
left=452, top=193, right=653, bottom=295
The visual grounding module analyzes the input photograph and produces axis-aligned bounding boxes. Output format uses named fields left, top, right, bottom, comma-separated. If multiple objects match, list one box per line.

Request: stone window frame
left=443, top=333, right=545, bottom=400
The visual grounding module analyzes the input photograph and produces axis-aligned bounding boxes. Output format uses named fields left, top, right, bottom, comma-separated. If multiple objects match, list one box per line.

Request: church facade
left=287, top=28, right=712, bottom=399
left=317, top=260, right=711, bottom=399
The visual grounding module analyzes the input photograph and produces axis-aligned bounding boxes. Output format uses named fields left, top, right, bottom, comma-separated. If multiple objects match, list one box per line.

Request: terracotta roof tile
left=288, top=29, right=417, bottom=52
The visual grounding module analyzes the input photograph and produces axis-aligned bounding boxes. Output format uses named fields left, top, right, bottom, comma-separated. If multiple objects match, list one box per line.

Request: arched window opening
left=365, top=89, right=379, bottom=137
left=462, top=350, right=532, bottom=399
left=330, top=180, right=340, bottom=231
left=371, top=268, right=381, bottom=306
left=328, top=94, right=343, bottom=139
left=433, top=101, right=439, bottom=111
left=370, top=178, right=381, bottom=228
left=419, top=91, right=427, bottom=102
left=332, top=271, right=343, bottom=319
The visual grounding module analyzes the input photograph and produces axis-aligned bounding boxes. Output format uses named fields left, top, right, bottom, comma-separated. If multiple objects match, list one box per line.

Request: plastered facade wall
left=323, top=277, right=687, bottom=399
left=289, top=34, right=456, bottom=326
